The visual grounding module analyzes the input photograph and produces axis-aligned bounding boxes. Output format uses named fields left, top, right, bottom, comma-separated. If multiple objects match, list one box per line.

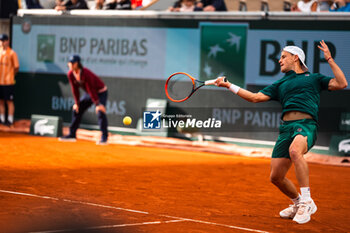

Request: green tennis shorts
left=272, top=119, right=318, bottom=159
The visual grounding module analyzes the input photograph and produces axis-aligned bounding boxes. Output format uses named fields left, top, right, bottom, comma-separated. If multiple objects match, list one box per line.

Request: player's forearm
left=236, top=88, right=262, bottom=103
left=225, top=83, right=262, bottom=103
left=219, top=79, right=265, bottom=103
left=328, top=58, right=348, bottom=90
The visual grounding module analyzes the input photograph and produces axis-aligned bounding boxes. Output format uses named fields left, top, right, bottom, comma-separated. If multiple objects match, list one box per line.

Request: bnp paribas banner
left=245, top=30, right=350, bottom=88
left=200, top=23, right=247, bottom=87
left=13, top=25, right=167, bottom=79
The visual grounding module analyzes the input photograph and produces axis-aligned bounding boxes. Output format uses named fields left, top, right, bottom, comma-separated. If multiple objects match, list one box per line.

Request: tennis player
left=215, top=40, right=347, bottom=224
left=59, top=55, right=108, bottom=145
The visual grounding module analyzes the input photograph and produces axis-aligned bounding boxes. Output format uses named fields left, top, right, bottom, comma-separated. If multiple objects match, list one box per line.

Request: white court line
left=160, top=215, right=269, bottom=233
left=0, top=189, right=270, bottom=233
left=29, top=220, right=186, bottom=233
left=0, top=190, right=148, bottom=215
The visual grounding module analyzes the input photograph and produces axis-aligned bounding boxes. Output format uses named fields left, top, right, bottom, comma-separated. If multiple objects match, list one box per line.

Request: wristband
left=326, top=57, right=333, bottom=62
left=228, top=84, right=240, bottom=94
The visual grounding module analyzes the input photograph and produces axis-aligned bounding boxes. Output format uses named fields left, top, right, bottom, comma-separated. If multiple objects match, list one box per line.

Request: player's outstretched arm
left=215, top=77, right=270, bottom=103
left=318, top=40, right=348, bottom=91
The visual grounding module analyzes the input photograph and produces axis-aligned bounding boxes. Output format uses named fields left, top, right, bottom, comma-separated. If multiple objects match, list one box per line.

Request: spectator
left=168, top=0, right=181, bottom=12
left=168, top=0, right=196, bottom=12
left=39, top=0, right=57, bottom=9
left=291, top=0, right=320, bottom=12
left=25, top=0, right=43, bottom=8
left=59, top=55, right=109, bottom=145
left=107, top=0, right=132, bottom=10
left=55, top=0, right=88, bottom=10
left=92, top=0, right=108, bottom=9
left=0, top=34, right=19, bottom=126
left=131, top=0, right=142, bottom=9
left=330, top=0, right=350, bottom=11
left=318, top=0, right=332, bottom=11
left=194, top=0, right=227, bottom=11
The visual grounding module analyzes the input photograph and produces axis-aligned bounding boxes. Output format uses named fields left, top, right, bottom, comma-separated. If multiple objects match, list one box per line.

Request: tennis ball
left=123, top=116, right=132, bottom=126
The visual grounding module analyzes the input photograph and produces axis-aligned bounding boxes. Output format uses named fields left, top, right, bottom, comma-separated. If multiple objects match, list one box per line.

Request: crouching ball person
left=59, top=55, right=108, bottom=145
left=215, top=41, right=347, bottom=224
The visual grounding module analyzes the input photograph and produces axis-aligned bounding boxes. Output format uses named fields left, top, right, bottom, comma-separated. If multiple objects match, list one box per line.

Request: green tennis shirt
left=259, top=70, right=332, bottom=122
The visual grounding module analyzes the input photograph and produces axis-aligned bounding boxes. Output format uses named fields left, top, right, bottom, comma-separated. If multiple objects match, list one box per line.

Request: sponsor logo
left=21, top=20, right=31, bottom=34
left=342, top=119, right=350, bottom=125
left=37, top=35, right=55, bottom=63
left=34, top=119, right=55, bottom=135
left=200, top=24, right=247, bottom=87
left=339, top=139, right=350, bottom=153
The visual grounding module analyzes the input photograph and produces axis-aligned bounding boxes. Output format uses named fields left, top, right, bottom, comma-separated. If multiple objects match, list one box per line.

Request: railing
left=17, top=9, right=350, bottom=21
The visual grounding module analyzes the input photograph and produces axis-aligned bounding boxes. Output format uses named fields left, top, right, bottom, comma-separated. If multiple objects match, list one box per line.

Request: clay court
left=1, top=130, right=349, bottom=233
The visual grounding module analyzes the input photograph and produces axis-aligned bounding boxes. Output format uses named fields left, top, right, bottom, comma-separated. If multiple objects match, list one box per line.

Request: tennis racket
left=165, top=72, right=227, bottom=102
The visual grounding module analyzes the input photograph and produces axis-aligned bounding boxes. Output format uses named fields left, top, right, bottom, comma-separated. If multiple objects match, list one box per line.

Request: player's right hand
left=73, top=104, right=79, bottom=113
left=215, top=76, right=231, bottom=88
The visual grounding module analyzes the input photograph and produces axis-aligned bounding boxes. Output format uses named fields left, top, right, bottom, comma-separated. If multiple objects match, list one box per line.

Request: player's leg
left=270, top=158, right=300, bottom=219
left=6, top=100, right=14, bottom=125
left=0, top=99, right=4, bottom=124
left=96, top=90, right=108, bottom=144
left=5, top=85, right=15, bottom=125
left=270, top=158, right=298, bottom=198
left=289, top=134, right=317, bottom=224
left=0, top=86, right=5, bottom=123
left=69, top=94, right=93, bottom=137
left=271, top=125, right=302, bottom=219
left=289, top=135, right=308, bottom=187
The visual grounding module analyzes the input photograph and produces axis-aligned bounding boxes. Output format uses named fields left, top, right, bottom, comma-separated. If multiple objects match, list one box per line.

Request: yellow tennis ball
left=123, top=116, right=132, bottom=126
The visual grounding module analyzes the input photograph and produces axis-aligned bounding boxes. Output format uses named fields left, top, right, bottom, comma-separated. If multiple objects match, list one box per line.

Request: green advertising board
left=200, top=24, right=247, bottom=87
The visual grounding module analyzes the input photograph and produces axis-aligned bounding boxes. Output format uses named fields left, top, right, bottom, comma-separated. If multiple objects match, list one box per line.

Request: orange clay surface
left=0, top=132, right=349, bottom=233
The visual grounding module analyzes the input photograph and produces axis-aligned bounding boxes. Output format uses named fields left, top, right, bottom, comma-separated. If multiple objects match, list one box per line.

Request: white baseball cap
left=283, top=46, right=308, bottom=71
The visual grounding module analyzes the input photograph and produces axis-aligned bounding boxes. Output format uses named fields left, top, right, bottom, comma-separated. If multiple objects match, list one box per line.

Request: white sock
left=300, top=187, right=312, bottom=201
left=8, top=115, right=14, bottom=124
left=0, top=114, right=4, bottom=122
left=291, top=194, right=301, bottom=205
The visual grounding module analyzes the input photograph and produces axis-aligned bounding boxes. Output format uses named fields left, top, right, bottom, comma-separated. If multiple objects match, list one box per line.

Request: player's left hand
left=318, top=40, right=332, bottom=61
left=95, top=104, right=106, bottom=114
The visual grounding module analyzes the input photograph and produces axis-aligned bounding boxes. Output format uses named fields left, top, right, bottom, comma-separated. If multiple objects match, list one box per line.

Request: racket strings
left=166, top=74, right=195, bottom=102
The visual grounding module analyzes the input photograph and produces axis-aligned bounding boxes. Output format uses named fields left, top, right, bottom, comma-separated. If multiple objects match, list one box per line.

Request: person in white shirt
left=291, top=0, right=320, bottom=12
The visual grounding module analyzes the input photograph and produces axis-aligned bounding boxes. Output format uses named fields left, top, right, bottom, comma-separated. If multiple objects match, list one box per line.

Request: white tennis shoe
left=293, top=199, right=317, bottom=224
left=279, top=204, right=298, bottom=219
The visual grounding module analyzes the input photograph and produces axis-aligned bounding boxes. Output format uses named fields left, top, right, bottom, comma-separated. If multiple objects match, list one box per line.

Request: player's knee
left=270, top=173, right=283, bottom=186
left=289, top=147, right=302, bottom=162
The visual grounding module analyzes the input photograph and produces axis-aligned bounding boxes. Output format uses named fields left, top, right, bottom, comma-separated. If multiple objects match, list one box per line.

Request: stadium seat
left=226, top=0, right=290, bottom=12
left=261, top=0, right=269, bottom=12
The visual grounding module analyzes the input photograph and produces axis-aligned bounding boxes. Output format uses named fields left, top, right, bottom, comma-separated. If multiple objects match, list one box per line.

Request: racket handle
left=204, top=79, right=217, bottom=85
left=204, top=77, right=228, bottom=86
